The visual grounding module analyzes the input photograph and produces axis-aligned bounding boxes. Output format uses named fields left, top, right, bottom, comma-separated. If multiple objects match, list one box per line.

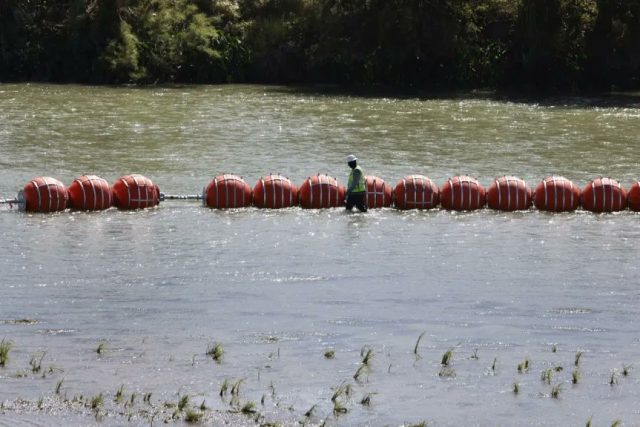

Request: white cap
left=346, top=154, right=357, bottom=163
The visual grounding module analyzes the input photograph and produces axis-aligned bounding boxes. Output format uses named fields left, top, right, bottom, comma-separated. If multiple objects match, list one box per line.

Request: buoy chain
left=159, top=193, right=204, bottom=201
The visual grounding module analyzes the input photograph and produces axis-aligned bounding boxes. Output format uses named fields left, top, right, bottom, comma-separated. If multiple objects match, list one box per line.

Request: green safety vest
left=348, top=166, right=366, bottom=193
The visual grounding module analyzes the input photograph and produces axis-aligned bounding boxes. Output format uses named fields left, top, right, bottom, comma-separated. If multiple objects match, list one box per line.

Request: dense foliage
left=1, top=0, right=639, bottom=91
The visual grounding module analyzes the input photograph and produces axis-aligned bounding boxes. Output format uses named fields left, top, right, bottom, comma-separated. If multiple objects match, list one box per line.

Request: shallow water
left=1, top=84, right=640, bottom=426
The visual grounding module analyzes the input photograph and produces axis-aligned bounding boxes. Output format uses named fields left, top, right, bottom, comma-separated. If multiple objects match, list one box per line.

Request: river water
left=0, top=84, right=639, bottom=426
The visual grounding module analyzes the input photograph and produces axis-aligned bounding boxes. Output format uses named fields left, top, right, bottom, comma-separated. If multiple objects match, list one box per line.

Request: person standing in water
left=345, top=154, right=367, bottom=212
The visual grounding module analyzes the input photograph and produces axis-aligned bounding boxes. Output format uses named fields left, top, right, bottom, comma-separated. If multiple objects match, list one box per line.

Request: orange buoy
left=298, top=174, right=345, bottom=209
left=534, top=176, right=580, bottom=212
left=253, top=174, right=298, bottom=208
left=393, top=175, right=439, bottom=210
left=441, top=175, right=485, bottom=211
left=581, top=177, right=627, bottom=212
left=68, top=175, right=112, bottom=211
left=487, top=176, right=532, bottom=211
left=628, top=181, right=640, bottom=211
left=22, top=177, right=68, bottom=213
left=204, top=174, right=252, bottom=209
left=365, top=176, right=392, bottom=208
left=112, top=174, right=160, bottom=210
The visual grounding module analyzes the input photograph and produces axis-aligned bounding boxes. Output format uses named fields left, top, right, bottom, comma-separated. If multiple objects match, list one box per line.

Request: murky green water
left=1, top=84, right=640, bottom=426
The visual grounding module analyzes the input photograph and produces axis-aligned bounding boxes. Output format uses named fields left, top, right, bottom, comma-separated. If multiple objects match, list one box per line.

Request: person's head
left=346, top=154, right=357, bottom=169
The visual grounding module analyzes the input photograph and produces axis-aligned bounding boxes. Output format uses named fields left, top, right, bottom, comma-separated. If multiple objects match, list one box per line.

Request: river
left=1, top=84, right=639, bottom=426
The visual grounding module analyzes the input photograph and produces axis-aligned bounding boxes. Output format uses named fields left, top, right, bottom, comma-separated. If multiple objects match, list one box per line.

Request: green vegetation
left=0, top=338, right=12, bottom=366
left=1, top=0, right=639, bottom=91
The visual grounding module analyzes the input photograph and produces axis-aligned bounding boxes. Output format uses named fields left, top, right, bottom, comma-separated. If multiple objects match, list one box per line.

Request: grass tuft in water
left=513, top=382, right=519, bottom=395
left=552, top=345, right=557, bottom=353
left=541, top=368, right=553, bottom=384
left=333, top=399, right=348, bottom=416
left=206, top=343, right=224, bottom=363
left=324, top=350, right=335, bottom=359
left=361, top=348, right=373, bottom=366
left=353, top=364, right=367, bottom=382
left=517, top=358, right=530, bottom=374
left=611, top=420, right=622, bottom=427
left=471, top=348, right=479, bottom=360
left=571, top=368, right=580, bottom=384
left=241, top=401, right=257, bottom=414
left=304, top=403, right=318, bottom=418
left=441, top=349, right=454, bottom=366
left=143, top=392, right=152, bottom=405
left=0, top=338, right=12, bottom=367
left=114, top=385, right=125, bottom=404
left=230, top=379, right=244, bottom=397
left=55, top=378, right=64, bottom=395
left=219, top=378, right=229, bottom=398
left=414, top=331, right=426, bottom=359
left=622, top=364, right=632, bottom=377
left=360, top=392, right=376, bottom=406
left=96, top=342, right=106, bottom=355
left=90, top=393, right=104, bottom=410
left=185, top=409, right=203, bottom=423
left=29, top=351, right=46, bottom=373
left=586, top=416, right=592, bottom=427
left=200, top=400, right=207, bottom=411
left=491, top=357, right=497, bottom=372
left=407, top=421, right=427, bottom=427
left=610, top=371, right=618, bottom=386
left=331, top=381, right=348, bottom=402
left=178, top=395, right=189, bottom=412
left=550, top=383, right=562, bottom=399
left=575, top=351, right=583, bottom=367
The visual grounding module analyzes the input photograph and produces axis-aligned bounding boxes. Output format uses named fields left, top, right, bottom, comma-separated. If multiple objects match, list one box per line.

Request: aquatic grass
left=611, top=420, right=622, bottom=427
left=178, top=394, right=189, bottom=412
left=552, top=345, right=557, bottom=353
left=470, top=348, right=479, bottom=360
left=96, top=342, right=106, bottom=355
left=572, top=369, right=580, bottom=384
left=241, top=401, right=257, bottom=414
left=90, top=393, right=104, bottom=410
left=353, top=364, right=367, bottom=382
left=185, top=409, right=203, bottom=423
left=230, top=379, right=244, bottom=397
left=14, top=370, right=27, bottom=378
left=622, top=364, right=632, bottom=377
left=143, top=392, right=152, bottom=404
left=331, top=381, right=348, bottom=402
left=206, top=342, right=224, bottom=363
left=414, top=331, right=426, bottom=359
left=219, top=378, right=230, bottom=398
left=333, top=399, right=347, bottom=415
left=114, top=385, right=125, bottom=404
left=360, top=393, right=376, bottom=406
left=29, top=351, right=46, bottom=373
left=517, top=358, right=530, bottom=373
left=441, top=348, right=454, bottom=366
left=586, top=416, right=592, bottom=427
left=0, top=338, right=13, bottom=367
left=324, top=350, right=335, bottom=359
left=407, top=422, right=427, bottom=427
left=610, top=371, right=618, bottom=386
left=551, top=383, right=562, bottom=399
left=491, top=357, right=497, bottom=372
left=513, top=382, right=519, bottom=395
left=361, top=347, right=373, bottom=366
left=541, top=368, right=553, bottom=384
left=575, top=351, right=583, bottom=367
left=304, top=403, right=318, bottom=418
left=554, top=365, right=564, bottom=372
left=55, top=378, right=64, bottom=395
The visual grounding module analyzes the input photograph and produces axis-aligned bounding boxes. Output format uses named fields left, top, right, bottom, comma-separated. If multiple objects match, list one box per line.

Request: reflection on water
left=1, top=85, right=640, bottom=426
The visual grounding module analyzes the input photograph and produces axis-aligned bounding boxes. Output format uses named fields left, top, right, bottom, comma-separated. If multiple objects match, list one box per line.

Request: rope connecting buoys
left=393, top=175, right=439, bottom=210
left=487, top=176, right=532, bottom=211
left=441, top=175, right=485, bottom=211
left=112, top=174, right=160, bottom=210
left=204, top=174, right=252, bottom=209
left=534, top=176, right=580, bottom=212
left=68, top=175, right=112, bottom=211
left=365, top=176, right=392, bottom=208
left=581, top=177, right=627, bottom=213
left=22, top=177, right=68, bottom=213
left=298, top=174, right=345, bottom=209
left=252, top=174, right=298, bottom=209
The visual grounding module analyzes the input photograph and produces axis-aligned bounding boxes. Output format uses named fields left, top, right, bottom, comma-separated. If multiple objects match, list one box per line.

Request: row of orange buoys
left=4, top=173, right=640, bottom=213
